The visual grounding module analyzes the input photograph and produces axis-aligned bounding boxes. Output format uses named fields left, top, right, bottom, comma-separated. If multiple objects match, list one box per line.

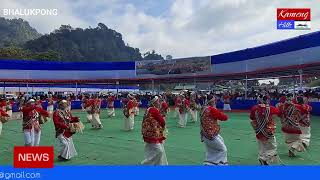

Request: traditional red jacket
left=179, top=99, right=190, bottom=113
left=53, top=109, right=79, bottom=138
left=47, top=98, right=54, bottom=106
left=279, top=102, right=307, bottom=134
left=127, top=100, right=134, bottom=111
left=250, top=104, right=279, bottom=141
left=174, top=98, right=181, bottom=108
left=200, top=106, right=228, bottom=140
left=160, top=101, right=169, bottom=117
left=89, top=99, right=101, bottom=114
left=142, top=107, right=166, bottom=143
left=107, top=96, right=115, bottom=108
left=21, top=105, right=49, bottom=130
left=0, top=109, right=9, bottom=117
left=299, top=104, right=312, bottom=127
left=223, top=95, right=231, bottom=104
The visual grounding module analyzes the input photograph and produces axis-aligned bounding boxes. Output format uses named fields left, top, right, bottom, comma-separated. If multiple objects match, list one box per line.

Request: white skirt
left=257, top=136, right=279, bottom=164
left=91, top=113, right=102, bottom=127
left=47, top=105, right=54, bottom=113
left=223, top=104, right=231, bottom=111
left=107, top=108, right=115, bottom=117
left=300, top=126, right=311, bottom=147
left=283, top=133, right=305, bottom=153
left=189, top=109, right=198, bottom=122
left=124, top=114, right=134, bottom=131
left=178, top=112, right=188, bottom=127
left=0, top=121, right=2, bottom=136
left=202, top=135, right=228, bottom=165
left=23, top=128, right=41, bottom=146
left=141, top=143, right=168, bottom=165
left=57, top=134, right=77, bottom=160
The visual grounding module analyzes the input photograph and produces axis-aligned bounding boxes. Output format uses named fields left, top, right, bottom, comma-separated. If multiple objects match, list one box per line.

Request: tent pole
left=245, top=75, right=248, bottom=99
left=3, top=82, right=5, bottom=94
left=298, top=69, right=303, bottom=89
left=75, top=82, right=78, bottom=96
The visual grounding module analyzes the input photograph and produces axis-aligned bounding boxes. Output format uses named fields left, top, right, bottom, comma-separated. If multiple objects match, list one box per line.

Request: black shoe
left=259, top=159, right=268, bottom=165
left=58, top=155, right=68, bottom=161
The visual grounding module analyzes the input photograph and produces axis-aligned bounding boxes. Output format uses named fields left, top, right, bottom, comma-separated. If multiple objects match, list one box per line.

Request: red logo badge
left=13, top=146, right=54, bottom=168
left=277, top=8, right=311, bottom=21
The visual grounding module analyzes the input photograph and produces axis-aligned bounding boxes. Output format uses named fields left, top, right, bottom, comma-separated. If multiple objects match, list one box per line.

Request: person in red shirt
left=278, top=94, right=306, bottom=157
left=46, top=94, right=55, bottom=117
left=250, top=95, right=280, bottom=165
left=53, top=100, right=81, bottom=161
left=21, top=99, right=49, bottom=146
left=189, top=92, right=200, bottom=123
left=106, top=93, right=116, bottom=118
left=173, top=95, right=181, bottom=118
left=89, top=94, right=103, bottom=129
left=133, top=95, right=141, bottom=116
left=124, top=94, right=135, bottom=131
left=178, top=93, right=190, bottom=128
left=223, top=92, right=232, bottom=111
left=160, top=96, right=169, bottom=118
left=0, top=108, right=10, bottom=136
left=297, top=96, right=312, bottom=148
left=200, top=96, right=228, bottom=165
left=141, top=96, right=168, bottom=165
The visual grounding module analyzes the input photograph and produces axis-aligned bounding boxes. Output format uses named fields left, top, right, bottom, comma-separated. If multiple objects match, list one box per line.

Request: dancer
left=47, top=94, right=54, bottom=117
left=0, top=108, right=9, bottom=136
left=134, top=95, right=141, bottom=116
left=200, top=96, right=228, bottom=165
left=160, top=96, right=169, bottom=118
left=106, top=93, right=116, bottom=118
left=141, top=96, right=168, bottom=165
left=178, top=94, right=190, bottom=128
left=189, top=92, right=200, bottom=123
left=278, top=95, right=306, bottom=157
left=83, top=95, right=93, bottom=123
left=223, top=92, right=232, bottom=111
left=123, top=94, right=135, bottom=131
left=173, top=95, right=181, bottom=118
left=21, top=99, right=49, bottom=146
left=90, top=94, right=103, bottom=129
left=53, top=100, right=82, bottom=161
left=250, top=95, right=281, bottom=165
left=297, top=96, right=312, bottom=148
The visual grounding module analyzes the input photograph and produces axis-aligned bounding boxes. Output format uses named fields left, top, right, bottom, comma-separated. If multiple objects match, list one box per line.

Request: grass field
left=0, top=109, right=319, bottom=165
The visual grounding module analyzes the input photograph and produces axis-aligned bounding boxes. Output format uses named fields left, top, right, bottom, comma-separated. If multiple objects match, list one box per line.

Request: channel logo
left=13, top=146, right=54, bottom=168
left=277, top=8, right=311, bottom=30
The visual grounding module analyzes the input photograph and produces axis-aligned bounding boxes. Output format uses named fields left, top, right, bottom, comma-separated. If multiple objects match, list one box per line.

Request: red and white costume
left=124, top=97, right=135, bottom=131
left=174, top=97, right=181, bottom=118
left=46, top=97, right=54, bottom=116
left=200, top=105, right=228, bottom=165
left=141, top=105, right=168, bottom=165
left=250, top=104, right=280, bottom=165
left=178, top=97, right=190, bottom=128
left=107, top=95, right=116, bottom=117
left=133, top=97, right=141, bottom=116
left=21, top=104, right=49, bottom=146
left=189, top=97, right=199, bottom=123
left=53, top=108, right=80, bottom=160
left=160, top=100, right=169, bottom=118
left=223, top=94, right=231, bottom=111
left=89, top=98, right=102, bottom=128
left=5, top=100, right=14, bottom=119
left=0, top=109, right=9, bottom=136
left=278, top=101, right=306, bottom=155
left=82, top=97, right=92, bottom=122
left=299, top=104, right=312, bottom=147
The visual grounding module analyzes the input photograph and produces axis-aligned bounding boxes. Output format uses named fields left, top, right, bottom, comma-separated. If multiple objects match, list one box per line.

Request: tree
left=143, top=50, right=164, bottom=60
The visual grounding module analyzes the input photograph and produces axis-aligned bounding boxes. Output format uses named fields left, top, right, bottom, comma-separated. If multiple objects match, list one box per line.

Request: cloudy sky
left=0, top=0, right=318, bottom=58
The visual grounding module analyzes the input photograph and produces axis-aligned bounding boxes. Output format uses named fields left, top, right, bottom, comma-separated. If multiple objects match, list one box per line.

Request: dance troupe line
left=0, top=91, right=313, bottom=165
